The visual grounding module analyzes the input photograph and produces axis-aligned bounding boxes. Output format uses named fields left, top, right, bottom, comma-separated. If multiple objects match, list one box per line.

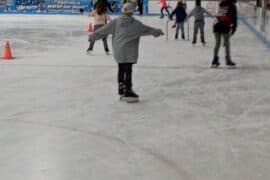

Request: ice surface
left=0, top=13, right=270, bottom=180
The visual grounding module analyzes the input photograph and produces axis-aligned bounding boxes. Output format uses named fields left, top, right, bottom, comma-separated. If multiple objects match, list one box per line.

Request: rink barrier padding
left=240, top=17, right=270, bottom=50
left=0, top=0, right=149, bottom=14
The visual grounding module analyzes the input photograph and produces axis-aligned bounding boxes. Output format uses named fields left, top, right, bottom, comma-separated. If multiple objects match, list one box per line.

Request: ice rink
left=0, top=13, right=270, bottom=180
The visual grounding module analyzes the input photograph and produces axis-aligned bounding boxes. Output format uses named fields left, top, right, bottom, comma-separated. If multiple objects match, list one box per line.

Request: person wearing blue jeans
left=175, top=21, right=185, bottom=40
left=169, top=1, right=187, bottom=40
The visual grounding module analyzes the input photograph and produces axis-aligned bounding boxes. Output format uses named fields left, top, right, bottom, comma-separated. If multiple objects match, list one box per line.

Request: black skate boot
left=226, top=56, right=236, bottom=68
left=121, top=89, right=139, bottom=103
left=201, top=38, right=206, bottom=45
left=182, top=34, right=185, bottom=40
left=211, top=56, right=220, bottom=68
left=118, top=83, right=125, bottom=96
left=192, top=39, right=196, bottom=45
left=86, top=48, right=92, bottom=55
left=105, top=48, right=110, bottom=55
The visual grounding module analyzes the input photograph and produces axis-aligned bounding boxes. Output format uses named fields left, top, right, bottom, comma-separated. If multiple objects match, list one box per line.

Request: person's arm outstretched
left=139, top=22, right=164, bottom=37
left=186, top=7, right=195, bottom=20
left=203, top=8, right=214, bottom=17
left=89, top=19, right=117, bottom=41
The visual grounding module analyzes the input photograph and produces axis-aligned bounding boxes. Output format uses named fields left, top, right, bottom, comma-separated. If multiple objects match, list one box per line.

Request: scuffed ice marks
left=0, top=26, right=85, bottom=52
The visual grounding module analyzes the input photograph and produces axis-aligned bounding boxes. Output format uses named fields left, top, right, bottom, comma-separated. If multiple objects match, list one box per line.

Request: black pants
left=88, top=24, right=109, bottom=52
left=160, top=7, right=170, bottom=17
left=137, top=0, right=143, bottom=15
left=118, top=63, right=133, bottom=90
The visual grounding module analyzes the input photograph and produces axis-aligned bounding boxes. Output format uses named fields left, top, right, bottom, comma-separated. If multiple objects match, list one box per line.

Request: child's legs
left=180, top=22, right=185, bottom=36
left=160, top=7, right=164, bottom=17
left=102, top=37, right=109, bottom=52
left=214, top=33, right=222, bottom=57
left=89, top=24, right=105, bottom=50
left=124, top=63, right=133, bottom=90
left=118, top=63, right=133, bottom=90
left=118, top=64, right=125, bottom=84
left=165, top=7, right=170, bottom=16
left=88, top=37, right=95, bottom=50
left=175, top=23, right=180, bottom=38
left=199, top=21, right=205, bottom=41
left=193, top=22, right=199, bottom=42
left=223, top=33, right=231, bottom=58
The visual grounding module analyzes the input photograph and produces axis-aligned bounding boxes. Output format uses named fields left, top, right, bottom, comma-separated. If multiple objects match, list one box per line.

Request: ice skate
left=201, top=40, right=206, bottom=46
left=201, top=37, right=206, bottom=46
left=211, top=56, right=220, bottom=68
left=226, top=56, right=236, bottom=68
left=182, top=34, right=185, bottom=40
left=121, top=89, right=139, bottom=103
left=86, top=48, right=93, bottom=55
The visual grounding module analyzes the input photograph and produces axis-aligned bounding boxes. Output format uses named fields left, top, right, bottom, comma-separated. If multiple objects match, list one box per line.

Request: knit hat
left=122, top=3, right=135, bottom=14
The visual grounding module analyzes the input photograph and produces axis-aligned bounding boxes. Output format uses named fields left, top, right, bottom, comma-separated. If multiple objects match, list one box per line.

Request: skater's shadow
left=239, top=65, right=270, bottom=72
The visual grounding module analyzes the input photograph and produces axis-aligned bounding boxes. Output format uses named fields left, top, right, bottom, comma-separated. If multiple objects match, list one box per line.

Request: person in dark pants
left=118, top=63, right=133, bottom=96
left=212, top=0, right=237, bottom=68
left=86, top=4, right=111, bottom=54
left=169, top=1, right=187, bottom=40
left=88, top=3, right=164, bottom=103
left=160, top=0, right=171, bottom=18
left=137, top=0, right=143, bottom=15
left=186, top=1, right=212, bottom=45
left=88, top=25, right=110, bottom=54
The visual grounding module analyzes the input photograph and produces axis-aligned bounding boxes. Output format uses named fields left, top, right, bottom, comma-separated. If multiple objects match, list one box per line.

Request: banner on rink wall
left=0, top=0, right=149, bottom=14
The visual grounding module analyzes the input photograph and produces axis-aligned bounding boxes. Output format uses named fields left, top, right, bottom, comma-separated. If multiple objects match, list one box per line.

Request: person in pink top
left=160, top=0, right=171, bottom=18
left=86, top=4, right=111, bottom=55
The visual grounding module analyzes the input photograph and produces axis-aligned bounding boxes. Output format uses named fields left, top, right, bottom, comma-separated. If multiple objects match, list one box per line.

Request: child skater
left=160, top=0, right=171, bottom=18
left=211, top=0, right=237, bottom=68
left=88, top=3, right=164, bottom=103
left=169, top=1, right=187, bottom=40
left=86, top=3, right=111, bottom=55
left=171, top=0, right=187, bottom=28
left=186, top=1, right=213, bottom=45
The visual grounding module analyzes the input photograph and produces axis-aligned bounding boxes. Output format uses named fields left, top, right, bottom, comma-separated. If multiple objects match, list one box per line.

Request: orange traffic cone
left=2, top=41, right=15, bottom=60
left=88, top=23, right=93, bottom=33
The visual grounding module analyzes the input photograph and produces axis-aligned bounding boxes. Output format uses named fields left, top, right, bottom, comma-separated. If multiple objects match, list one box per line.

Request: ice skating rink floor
left=0, top=14, right=270, bottom=180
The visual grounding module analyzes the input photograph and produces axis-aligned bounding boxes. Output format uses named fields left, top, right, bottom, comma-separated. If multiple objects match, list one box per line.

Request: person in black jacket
left=169, top=1, right=187, bottom=40
left=212, top=0, right=237, bottom=68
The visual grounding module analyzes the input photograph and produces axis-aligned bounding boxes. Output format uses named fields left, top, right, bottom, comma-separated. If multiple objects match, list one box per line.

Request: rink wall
left=0, top=0, right=148, bottom=14
left=237, top=2, right=270, bottom=48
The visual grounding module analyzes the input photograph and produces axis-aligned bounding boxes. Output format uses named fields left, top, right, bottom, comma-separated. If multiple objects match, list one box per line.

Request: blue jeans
left=175, top=22, right=185, bottom=39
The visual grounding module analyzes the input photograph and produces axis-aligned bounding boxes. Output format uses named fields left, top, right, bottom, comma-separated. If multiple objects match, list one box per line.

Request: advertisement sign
left=0, top=0, right=148, bottom=14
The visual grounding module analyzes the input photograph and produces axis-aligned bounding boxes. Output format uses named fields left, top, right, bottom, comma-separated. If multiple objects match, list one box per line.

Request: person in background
left=88, top=3, right=164, bottom=103
left=211, top=0, right=237, bottom=68
left=169, top=1, right=187, bottom=40
left=186, top=1, right=213, bottom=45
left=137, top=0, right=143, bottom=15
left=86, top=3, right=111, bottom=55
left=160, top=0, right=171, bottom=18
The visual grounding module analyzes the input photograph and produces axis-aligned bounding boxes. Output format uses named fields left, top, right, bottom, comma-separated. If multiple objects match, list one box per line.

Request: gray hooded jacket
left=187, top=6, right=212, bottom=22
left=89, top=15, right=163, bottom=64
